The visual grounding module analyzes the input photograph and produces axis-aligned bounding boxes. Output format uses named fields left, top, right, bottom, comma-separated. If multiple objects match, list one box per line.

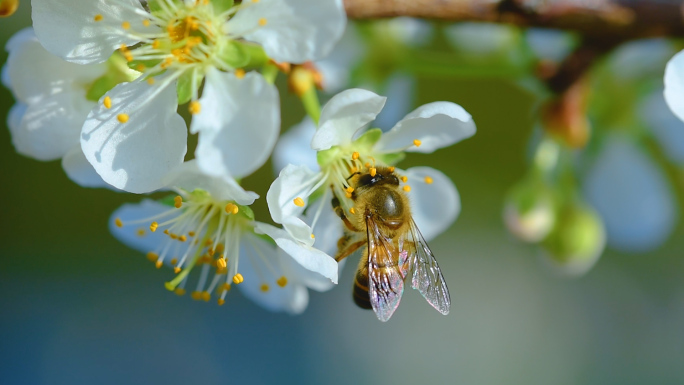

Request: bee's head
left=353, top=167, right=400, bottom=189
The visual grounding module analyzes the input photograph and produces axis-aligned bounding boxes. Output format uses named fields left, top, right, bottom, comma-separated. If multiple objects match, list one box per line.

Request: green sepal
left=239, top=42, right=269, bottom=68
left=176, top=70, right=197, bottom=105
left=353, top=128, right=382, bottom=149
left=316, top=147, right=341, bottom=168
left=211, top=0, right=234, bottom=13
left=158, top=194, right=179, bottom=207
left=85, top=53, right=139, bottom=102
left=218, top=41, right=251, bottom=69
left=235, top=203, right=255, bottom=221
left=147, top=0, right=162, bottom=13
left=378, top=152, right=405, bottom=166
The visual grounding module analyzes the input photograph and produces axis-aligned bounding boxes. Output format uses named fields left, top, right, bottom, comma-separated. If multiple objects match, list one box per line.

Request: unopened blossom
left=31, top=0, right=346, bottom=192
left=266, top=88, right=476, bottom=262
left=3, top=28, right=133, bottom=188
left=111, top=160, right=337, bottom=313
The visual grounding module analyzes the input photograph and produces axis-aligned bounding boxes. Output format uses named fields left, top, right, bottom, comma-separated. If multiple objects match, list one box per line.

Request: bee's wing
left=366, top=215, right=405, bottom=322
left=400, top=219, right=451, bottom=315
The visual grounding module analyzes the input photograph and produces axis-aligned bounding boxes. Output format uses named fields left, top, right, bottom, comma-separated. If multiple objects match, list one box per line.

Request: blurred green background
left=3, top=3, right=684, bottom=384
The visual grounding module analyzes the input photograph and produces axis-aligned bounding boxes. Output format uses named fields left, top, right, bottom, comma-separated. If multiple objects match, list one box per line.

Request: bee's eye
left=358, top=174, right=374, bottom=187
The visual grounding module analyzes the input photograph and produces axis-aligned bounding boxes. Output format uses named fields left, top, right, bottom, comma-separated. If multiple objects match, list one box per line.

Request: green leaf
left=211, top=0, right=234, bottom=13
left=217, top=41, right=251, bottom=69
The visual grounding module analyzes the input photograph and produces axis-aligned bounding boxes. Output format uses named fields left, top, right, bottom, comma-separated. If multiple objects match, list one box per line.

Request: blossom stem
left=300, top=87, right=321, bottom=125
left=261, top=62, right=279, bottom=84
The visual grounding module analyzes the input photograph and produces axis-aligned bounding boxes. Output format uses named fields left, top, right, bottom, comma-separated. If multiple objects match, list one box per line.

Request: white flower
left=110, top=160, right=338, bottom=313
left=583, top=133, right=678, bottom=252
left=267, top=88, right=476, bottom=262
left=664, top=48, right=684, bottom=123
left=31, top=0, right=346, bottom=192
left=3, top=28, right=120, bottom=188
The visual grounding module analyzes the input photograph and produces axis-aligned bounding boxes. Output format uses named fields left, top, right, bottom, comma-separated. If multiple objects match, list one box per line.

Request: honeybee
left=332, top=166, right=450, bottom=321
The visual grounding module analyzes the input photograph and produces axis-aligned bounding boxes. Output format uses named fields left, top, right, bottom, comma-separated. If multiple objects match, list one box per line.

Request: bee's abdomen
left=353, top=268, right=372, bottom=310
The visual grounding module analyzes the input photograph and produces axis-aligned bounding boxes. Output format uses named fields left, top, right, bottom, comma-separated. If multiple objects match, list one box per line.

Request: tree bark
left=344, top=0, right=684, bottom=40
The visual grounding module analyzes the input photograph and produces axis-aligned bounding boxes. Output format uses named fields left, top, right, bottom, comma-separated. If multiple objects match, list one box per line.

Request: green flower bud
left=503, top=179, right=556, bottom=243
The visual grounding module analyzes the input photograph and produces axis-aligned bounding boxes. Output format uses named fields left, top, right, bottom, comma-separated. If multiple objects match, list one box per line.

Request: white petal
left=1, top=63, right=10, bottom=91
left=404, top=167, right=460, bottom=241
left=110, top=199, right=177, bottom=255
left=5, top=28, right=106, bottom=103
left=377, top=101, right=476, bottom=154
left=272, top=117, right=319, bottom=175
left=254, top=222, right=338, bottom=284
left=372, top=74, right=414, bottom=131
left=304, top=196, right=343, bottom=258
left=639, top=90, right=684, bottom=164
left=227, top=0, right=346, bottom=63
left=311, top=89, right=387, bottom=150
left=11, top=90, right=95, bottom=161
left=266, top=164, right=320, bottom=223
left=583, top=135, right=678, bottom=252
left=7, top=103, right=27, bottom=141
left=162, top=160, right=258, bottom=205
left=81, top=79, right=187, bottom=193
left=32, top=0, right=151, bottom=64
left=62, top=147, right=114, bottom=189
left=238, top=233, right=309, bottom=314
left=192, top=69, right=279, bottom=180
left=664, top=50, right=684, bottom=123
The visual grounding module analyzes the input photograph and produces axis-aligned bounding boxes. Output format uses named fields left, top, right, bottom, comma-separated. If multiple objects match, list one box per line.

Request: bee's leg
left=334, top=233, right=366, bottom=262
left=331, top=192, right=360, bottom=232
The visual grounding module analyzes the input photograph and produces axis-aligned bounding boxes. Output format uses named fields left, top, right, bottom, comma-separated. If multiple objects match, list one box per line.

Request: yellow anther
left=215, top=244, right=225, bottom=253
left=252, top=0, right=259, bottom=2
left=155, top=260, right=163, bottom=269
left=221, top=283, right=232, bottom=292
left=189, top=101, right=201, bottom=115
left=143, top=19, right=150, bottom=27
left=201, top=291, right=211, bottom=302
left=152, top=40, right=160, bottom=49
left=103, top=96, right=112, bottom=109
left=350, top=208, right=356, bottom=214
left=217, top=258, right=227, bottom=269
left=178, top=235, right=187, bottom=242
left=403, top=185, right=412, bottom=192
left=117, top=113, right=129, bottom=123
left=351, top=152, right=359, bottom=160
left=174, top=266, right=181, bottom=274
left=345, top=191, right=352, bottom=199
left=217, top=299, right=225, bottom=306
left=232, top=273, right=244, bottom=284
left=164, top=229, right=170, bottom=235
left=119, top=44, right=128, bottom=52
left=364, top=162, right=371, bottom=168
left=188, top=231, right=196, bottom=237
left=174, top=288, right=186, bottom=296
left=276, top=276, right=288, bottom=287
left=191, top=291, right=201, bottom=300
left=260, top=284, right=270, bottom=292
left=388, top=166, right=395, bottom=172
left=170, top=258, right=178, bottom=265
left=346, top=186, right=354, bottom=193
left=400, top=176, right=408, bottom=183
left=369, top=167, right=377, bottom=177
left=258, top=18, right=267, bottom=26
left=122, top=21, right=131, bottom=30
left=174, top=195, right=182, bottom=208
left=124, top=53, right=134, bottom=62
left=136, top=64, right=146, bottom=72
left=311, top=233, right=315, bottom=239
left=207, top=248, right=215, bottom=257
left=424, top=176, right=434, bottom=184
left=150, top=222, right=158, bottom=232
left=115, top=217, right=123, bottom=228
left=413, top=139, right=422, bottom=147
left=146, top=77, right=155, bottom=85
left=146, top=252, right=158, bottom=262
left=169, top=233, right=178, bottom=240
left=225, top=203, right=238, bottom=214
left=350, top=166, right=359, bottom=173
left=137, top=228, right=145, bottom=236
left=293, top=197, right=305, bottom=207
left=235, top=69, right=246, bottom=79
left=205, top=239, right=213, bottom=246
left=94, top=14, right=103, bottom=22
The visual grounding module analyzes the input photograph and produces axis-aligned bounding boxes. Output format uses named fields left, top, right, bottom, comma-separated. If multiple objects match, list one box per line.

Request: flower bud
left=541, top=203, right=606, bottom=277
left=541, top=80, right=591, bottom=148
left=503, top=179, right=556, bottom=243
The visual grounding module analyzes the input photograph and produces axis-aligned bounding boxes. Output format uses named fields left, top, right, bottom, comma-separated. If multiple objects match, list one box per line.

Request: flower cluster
left=3, top=0, right=475, bottom=314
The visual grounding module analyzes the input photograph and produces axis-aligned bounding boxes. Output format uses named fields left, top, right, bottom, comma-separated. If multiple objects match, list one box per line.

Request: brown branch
left=344, top=0, right=684, bottom=40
